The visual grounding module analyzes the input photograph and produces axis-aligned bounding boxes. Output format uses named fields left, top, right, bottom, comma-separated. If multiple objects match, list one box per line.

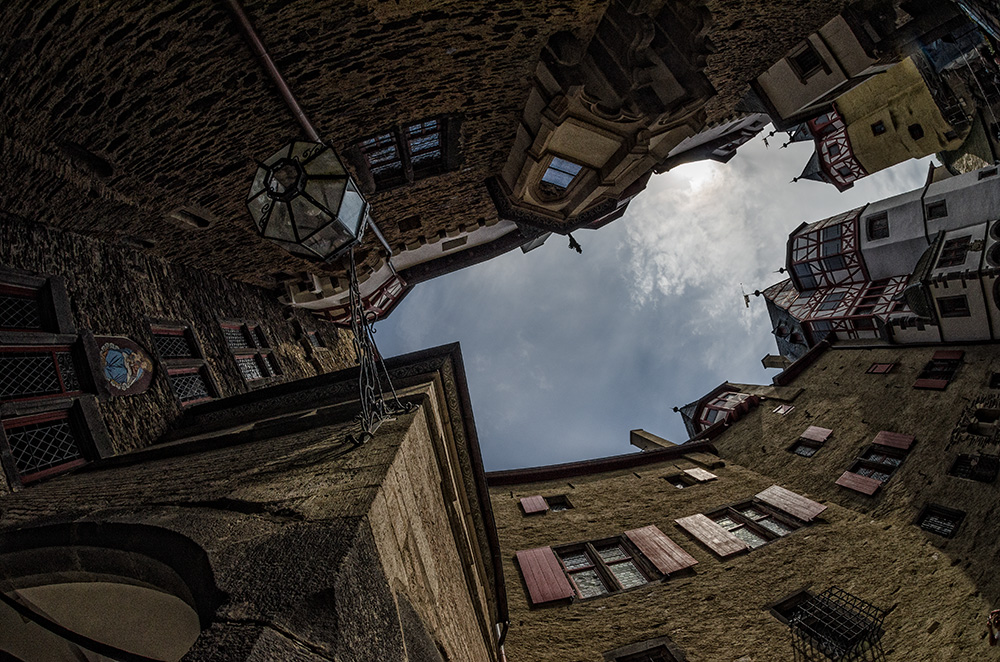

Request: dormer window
left=539, top=157, right=583, bottom=198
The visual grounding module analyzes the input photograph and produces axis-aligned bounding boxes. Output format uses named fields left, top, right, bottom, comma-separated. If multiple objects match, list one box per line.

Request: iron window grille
left=917, top=504, right=965, bottom=538
left=937, top=295, right=970, bottom=318
left=150, top=324, right=217, bottom=407
left=221, top=321, right=280, bottom=384
left=0, top=346, right=81, bottom=403
left=357, top=117, right=450, bottom=190
left=949, top=454, right=999, bottom=482
left=555, top=538, right=655, bottom=599
left=709, top=502, right=801, bottom=549
left=789, top=587, right=887, bottom=662
left=1, top=411, right=86, bottom=484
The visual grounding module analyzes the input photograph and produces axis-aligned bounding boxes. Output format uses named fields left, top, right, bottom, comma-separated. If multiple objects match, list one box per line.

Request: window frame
left=149, top=321, right=219, bottom=407
left=866, top=212, right=889, bottom=240
left=916, top=504, right=964, bottom=538
left=937, top=295, right=970, bottom=318
left=554, top=537, right=658, bottom=600
left=706, top=500, right=802, bottom=550
left=926, top=200, right=948, bottom=220
left=936, top=235, right=971, bottom=269
left=538, top=155, right=585, bottom=199
left=355, top=116, right=455, bottom=191
left=948, top=454, right=999, bottom=483
left=787, top=41, right=826, bottom=81
left=220, top=320, right=282, bottom=387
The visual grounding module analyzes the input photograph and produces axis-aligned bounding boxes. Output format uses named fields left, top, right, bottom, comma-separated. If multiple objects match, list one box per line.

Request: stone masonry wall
left=0, top=211, right=355, bottom=464
left=489, top=454, right=990, bottom=662
left=710, top=343, right=1000, bottom=607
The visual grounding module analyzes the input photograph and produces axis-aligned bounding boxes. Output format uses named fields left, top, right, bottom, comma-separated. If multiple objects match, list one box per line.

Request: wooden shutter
left=683, top=467, right=717, bottom=482
left=835, top=471, right=881, bottom=495
left=515, top=547, right=575, bottom=605
left=675, top=514, right=748, bottom=557
left=520, top=495, right=548, bottom=515
left=932, top=350, right=964, bottom=361
left=799, top=426, right=832, bottom=443
left=872, top=430, right=914, bottom=451
left=914, top=378, right=948, bottom=390
left=755, top=485, right=827, bottom=521
left=625, top=525, right=698, bottom=575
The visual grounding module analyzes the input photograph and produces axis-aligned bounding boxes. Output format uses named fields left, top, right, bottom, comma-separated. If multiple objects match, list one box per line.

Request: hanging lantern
left=246, top=141, right=368, bottom=261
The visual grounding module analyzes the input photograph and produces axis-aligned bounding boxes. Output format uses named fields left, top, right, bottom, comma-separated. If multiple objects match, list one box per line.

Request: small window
left=540, top=156, right=584, bottom=195
left=556, top=538, right=652, bottom=599
left=871, top=121, right=886, bottom=136
left=788, top=43, right=824, bottom=79
left=866, top=213, right=889, bottom=240
left=710, top=502, right=800, bottom=548
left=926, top=200, right=948, bottom=220
left=979, top=168, right=998, bottom=180
left=545, top=495, right=573, bottom=511
left=937, top=295, right=970, bottom=318
left=0, top=285, right=43, bottom=331
left=867, top=363, right=894, bottom=374
left=949, top=454, right=999, bottom=483
left=917, top=504, right=964, bottom=538
left=0, top=347, right=83, bottom=403
left=914, top=353, right=962, bottom=389
left=221, top=321, right=280, bottom=385
left=908, top=123, right=925, bottom=140
left=790, top=440, right=821, bottom=457
left=936, top=235, right=970, bottom=268
left=357, top=117, right=451, bottom=190
left=614, top=647, right=681, bottom=662
left=150, top=324, right=217, bottom=407
left=665, top=474, right=690, bottom=489
left=768, top=588, right=815, bottom=625
left=441, top=236, right=468, bottom=251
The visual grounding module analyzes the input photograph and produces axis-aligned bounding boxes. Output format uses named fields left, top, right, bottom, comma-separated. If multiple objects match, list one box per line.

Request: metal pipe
left=222, top=0, right=321, bottom=142
left=366, top=217, right=394, bottom=256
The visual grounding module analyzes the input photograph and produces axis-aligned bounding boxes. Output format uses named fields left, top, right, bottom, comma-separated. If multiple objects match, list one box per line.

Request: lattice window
left=223, top=322, right=279, bottom=384
left=0, top=290, right=42, bottom=331
left=555, top=537, right=653, bottom=599
left=168, top=370, right=212, bottom=405
left=2, top=412, right=85, bottom=483
left=949, top=454, right=999, bottom=482
left=151, top=324, right=216, bottom=406
left=0, top=347, right=80, bottom=402
left=936, top=235, right=970, bottom=269
left=709, top=502, right=800, bottom=550
left=789, top=587, right=886, bottom=662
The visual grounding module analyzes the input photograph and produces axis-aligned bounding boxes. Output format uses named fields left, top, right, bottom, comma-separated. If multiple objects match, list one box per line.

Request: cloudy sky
left=375, top=132, right=933, bottom=471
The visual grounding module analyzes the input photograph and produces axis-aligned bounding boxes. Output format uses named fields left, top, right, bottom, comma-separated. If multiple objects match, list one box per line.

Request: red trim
left=167, top=366, right=202, bottom=376
left=2, top=410, right=69, bottom=429
left=0, top=284, right=38, bottom=297
left=914, top=378, right=949, bottom=390
left=0, top=345, right=73, bottom=353
left=19, top=458, right=87, bottom=484
left=932, top=350, right=964, bottom=361
left=150, top=326, right=187, bottom=336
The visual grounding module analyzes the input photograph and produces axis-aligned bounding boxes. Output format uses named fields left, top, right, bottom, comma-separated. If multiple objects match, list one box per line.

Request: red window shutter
left=872, top=430, right=914, bottom=451
left=932, top=350, right=964, bottom=361
left=625, top=525, right=698, bottom=575
left=675, top=514, right=749, bottom=557
left=914, top=378, right=948, bottom=390
left=799, top=426, right=833, bottom=443
left=682, top=467, right=717, bottom=482
left=755, top=485, right=827, bottom=522
left=835, top=471, right=881, bottom=495
left=515, top=547, right=575, bottom=605
left=520, top=495, right=548, bottom=515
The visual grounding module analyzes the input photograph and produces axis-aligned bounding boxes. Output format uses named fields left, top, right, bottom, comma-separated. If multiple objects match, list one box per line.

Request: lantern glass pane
left=248, top=166, right=269, bottom=200
left=302, top=148, right=345, bottom=177
left=301, top=222, right=353, bottom=259
left=264, top=143, right=292, bottom=167
left=290, top=195, right=332, bottom=237
left=305, top=179, right=347, bottom=217
left=264, top=201, right=296, bottom=242
left=339, top=183, right=365, bottom=236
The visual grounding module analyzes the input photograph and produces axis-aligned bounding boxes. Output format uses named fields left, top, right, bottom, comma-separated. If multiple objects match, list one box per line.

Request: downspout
left=221, top=0, right=395, bottom=255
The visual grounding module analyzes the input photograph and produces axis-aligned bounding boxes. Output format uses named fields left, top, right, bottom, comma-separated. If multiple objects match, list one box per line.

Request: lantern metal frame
left=246, top=140, right=369, bottom=263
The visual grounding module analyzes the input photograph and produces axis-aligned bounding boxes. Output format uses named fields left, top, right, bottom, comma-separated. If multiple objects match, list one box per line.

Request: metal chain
left=346, top=247, right=413, bottom=445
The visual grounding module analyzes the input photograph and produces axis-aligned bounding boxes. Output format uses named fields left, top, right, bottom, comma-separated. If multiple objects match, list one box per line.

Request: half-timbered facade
left=764, top=164, right=1000, bottom=360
